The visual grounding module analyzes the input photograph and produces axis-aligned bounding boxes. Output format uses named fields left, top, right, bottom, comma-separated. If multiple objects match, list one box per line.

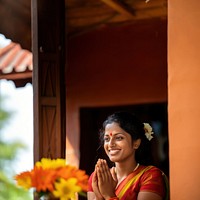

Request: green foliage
left=0, top=171, right=32, bottom=200
left=0, top=94, right=32, bottom=200
left=0, top=96, right=12, bottom=130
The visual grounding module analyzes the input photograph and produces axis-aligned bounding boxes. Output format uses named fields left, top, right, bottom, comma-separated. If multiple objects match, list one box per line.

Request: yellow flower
left=15, top=171, right=32, bottom=189
left=53, top=178, right=81, bottom=200
left=15, top=158, right=89, bottom=198
left=35, top=158, right=66, bottom=169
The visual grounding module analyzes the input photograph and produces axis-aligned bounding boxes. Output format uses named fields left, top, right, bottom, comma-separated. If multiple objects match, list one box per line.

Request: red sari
left=88, top=165, right=166, bottom=200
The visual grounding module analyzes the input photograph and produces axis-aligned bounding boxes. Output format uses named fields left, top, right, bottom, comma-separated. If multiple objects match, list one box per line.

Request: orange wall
left=168, top=0, right=200, bottom=199
left=66, top=19, right=167, bottom=166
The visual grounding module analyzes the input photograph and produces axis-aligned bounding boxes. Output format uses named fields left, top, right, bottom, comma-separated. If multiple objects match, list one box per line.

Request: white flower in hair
left=143, top=123, right=154, bottom=141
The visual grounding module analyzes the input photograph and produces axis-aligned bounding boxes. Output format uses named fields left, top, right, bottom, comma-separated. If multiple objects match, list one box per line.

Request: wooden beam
left=100, top=0, right=134, bottom=18
left=0, top=71, right=32, bottom=80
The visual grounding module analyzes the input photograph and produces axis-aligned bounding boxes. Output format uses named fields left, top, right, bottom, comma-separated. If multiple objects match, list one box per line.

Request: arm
left=138, top=192, right=163, bottom=200
left=138, top=167, right=166, bottom=200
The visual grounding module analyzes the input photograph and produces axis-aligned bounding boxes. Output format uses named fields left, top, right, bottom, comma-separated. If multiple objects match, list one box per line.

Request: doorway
left=79, top=103, right=169, bottom=177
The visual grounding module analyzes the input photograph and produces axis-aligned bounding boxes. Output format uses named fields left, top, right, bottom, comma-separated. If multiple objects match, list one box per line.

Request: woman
left=87, top=111, right=168, bottom=200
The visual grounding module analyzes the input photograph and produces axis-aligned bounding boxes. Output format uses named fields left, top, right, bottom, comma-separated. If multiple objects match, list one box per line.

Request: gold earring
left=134, top=144, right=139, bottom=149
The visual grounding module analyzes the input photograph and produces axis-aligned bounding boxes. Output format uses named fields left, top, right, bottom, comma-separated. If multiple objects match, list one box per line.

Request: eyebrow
left=104, top=132, right=124, bottom=136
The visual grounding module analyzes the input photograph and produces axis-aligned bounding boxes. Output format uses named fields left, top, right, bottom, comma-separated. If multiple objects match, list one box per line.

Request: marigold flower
left=35, top=158, right=66, bottom=169
left=56, top=166, right=89, bottom=191
left=56, top=165, right=77, bottom=180
left=15, top=171, right=32, bottom=189
left=31, top=167, right=57, bottom=192
left=73, top=169, right=89, bottom=191
left=53, top=178, right=81, bottom=200
left=15, top=158, right=89, bottom=199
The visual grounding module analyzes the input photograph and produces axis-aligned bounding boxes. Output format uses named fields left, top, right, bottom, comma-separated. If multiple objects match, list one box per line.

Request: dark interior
left=79, top=103, right=169, bottom=177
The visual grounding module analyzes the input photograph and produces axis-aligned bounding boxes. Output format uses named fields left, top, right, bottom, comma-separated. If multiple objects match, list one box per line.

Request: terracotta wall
left=168, top=0, right=200, bottom=199
left=66, top=19, right=167, bottom=166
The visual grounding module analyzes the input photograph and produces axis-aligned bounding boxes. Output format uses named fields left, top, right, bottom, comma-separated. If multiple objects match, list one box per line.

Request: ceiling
left=0, top=0, right=167, bottom=51
left=0, top=0, right=31, bottom=50
left=67, top=0, right=167, bottom=38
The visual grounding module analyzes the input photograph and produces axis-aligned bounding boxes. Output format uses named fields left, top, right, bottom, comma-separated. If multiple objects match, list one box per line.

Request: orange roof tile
left=0, top=42, right=32, bottom=80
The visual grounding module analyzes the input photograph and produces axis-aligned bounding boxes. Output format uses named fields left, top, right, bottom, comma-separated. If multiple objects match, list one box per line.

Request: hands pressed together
left=92, top=159, right=118, bottom=200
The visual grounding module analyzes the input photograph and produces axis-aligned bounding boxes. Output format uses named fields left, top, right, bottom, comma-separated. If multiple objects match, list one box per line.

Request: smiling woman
left=87, top=111, right=169, bottom=200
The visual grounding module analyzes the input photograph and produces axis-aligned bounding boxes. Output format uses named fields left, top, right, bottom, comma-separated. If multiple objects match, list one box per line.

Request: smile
left=109, top=149, right=120, bottom=155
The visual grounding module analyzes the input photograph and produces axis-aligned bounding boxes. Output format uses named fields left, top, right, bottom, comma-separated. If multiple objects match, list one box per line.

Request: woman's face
left=103, top=122, right=137, bottom=163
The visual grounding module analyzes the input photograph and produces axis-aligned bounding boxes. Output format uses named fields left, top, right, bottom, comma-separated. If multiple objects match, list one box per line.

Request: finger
left=97, top=159, right=102, bottom=167
left=93, top=170, right=97, bottom=182
left=99, top=159, right=106, bottom=173
left=96, top=165, right=105, bottom=185
left=98, top=160, right=106, bottom=181
left=102, top=160, right=112, bottom=180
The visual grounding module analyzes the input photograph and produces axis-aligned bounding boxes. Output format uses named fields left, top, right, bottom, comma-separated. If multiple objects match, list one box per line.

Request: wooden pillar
left=32, top=0, right=66, bottom=162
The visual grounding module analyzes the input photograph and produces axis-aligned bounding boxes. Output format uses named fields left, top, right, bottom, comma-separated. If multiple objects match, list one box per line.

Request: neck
left=114, top=161, right=139, bottom=186
left=115, top=160, right=139, bottom=177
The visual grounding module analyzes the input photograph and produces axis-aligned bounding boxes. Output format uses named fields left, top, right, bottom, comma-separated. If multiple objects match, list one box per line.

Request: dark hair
left=99, top=111, right=153, bottom=165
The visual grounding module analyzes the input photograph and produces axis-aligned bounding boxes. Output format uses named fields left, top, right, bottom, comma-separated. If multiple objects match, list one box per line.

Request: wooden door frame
left=32, top=0, right=66, bottom=162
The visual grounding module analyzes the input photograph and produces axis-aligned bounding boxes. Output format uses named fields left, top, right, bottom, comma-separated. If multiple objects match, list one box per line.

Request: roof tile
left=0, top=42, right=32, bottom=78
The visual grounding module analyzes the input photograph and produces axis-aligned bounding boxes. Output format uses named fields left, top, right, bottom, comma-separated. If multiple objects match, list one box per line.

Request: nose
left=109, top=138, right=116, bottom=147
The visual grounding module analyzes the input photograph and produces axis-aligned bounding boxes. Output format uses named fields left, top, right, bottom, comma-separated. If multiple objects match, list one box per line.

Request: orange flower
left=15, top=171, right=32, bottom=189
left=56, top=165, right=77, bottom=179
left=57, top=166, right=89, bottom=191
left=15, top=158, right=89, bottom=199
left=31, top=167, right=57, bottom=192
left=73, top=169, right=89, bottom=191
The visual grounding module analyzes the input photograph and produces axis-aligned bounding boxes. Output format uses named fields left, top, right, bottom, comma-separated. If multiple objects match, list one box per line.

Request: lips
left=108, top=149, right=120, bottom=155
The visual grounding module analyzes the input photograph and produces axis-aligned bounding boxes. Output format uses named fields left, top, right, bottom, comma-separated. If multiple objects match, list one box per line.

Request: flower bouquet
left=14, top=158, right=89, bottom=200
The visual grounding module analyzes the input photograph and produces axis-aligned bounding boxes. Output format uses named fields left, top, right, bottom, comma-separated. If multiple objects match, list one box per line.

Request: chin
left=108, top=156, right=119, bottom=163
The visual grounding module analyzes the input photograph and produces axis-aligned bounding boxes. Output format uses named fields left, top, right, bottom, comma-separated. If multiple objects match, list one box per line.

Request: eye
left=104, top=136, right=110, bottom=142
left=115, top=136, right=123, bottom=141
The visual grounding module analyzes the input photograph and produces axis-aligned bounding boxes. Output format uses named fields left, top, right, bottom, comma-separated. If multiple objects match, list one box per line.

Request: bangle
left=108, top=197, right=119, bottom=200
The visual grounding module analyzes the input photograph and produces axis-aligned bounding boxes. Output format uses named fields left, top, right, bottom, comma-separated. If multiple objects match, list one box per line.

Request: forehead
left=105, top=122, right=125, bottom=134
left=104, top=122, right=132, bottom=142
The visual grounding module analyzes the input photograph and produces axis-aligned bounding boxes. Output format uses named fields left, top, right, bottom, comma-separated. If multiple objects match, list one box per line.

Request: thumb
left=93, top=169, right=98, bottom=182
